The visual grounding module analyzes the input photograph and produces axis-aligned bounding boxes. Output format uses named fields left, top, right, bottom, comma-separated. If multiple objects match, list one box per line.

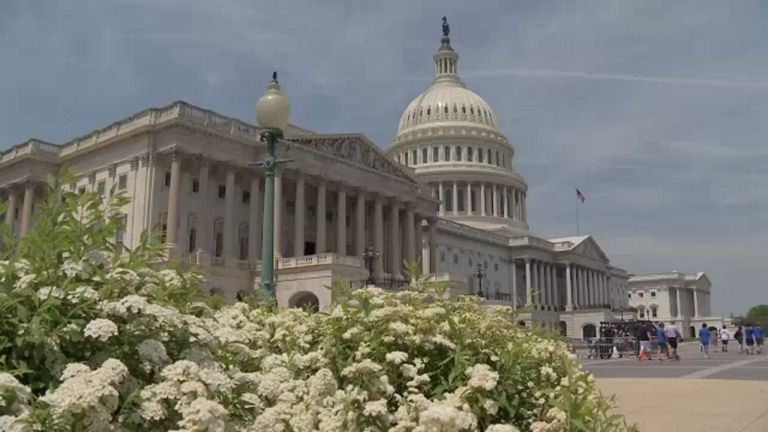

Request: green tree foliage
left=746, top=305, right=768, bottom=327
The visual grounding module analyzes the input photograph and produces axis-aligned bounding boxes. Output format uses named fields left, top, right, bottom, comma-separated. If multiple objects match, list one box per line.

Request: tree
left=746, top=305, right=768, bottom=327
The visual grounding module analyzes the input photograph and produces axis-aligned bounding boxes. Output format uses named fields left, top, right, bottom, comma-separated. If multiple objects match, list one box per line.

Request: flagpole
left=576, top=196, right=580, bottom=236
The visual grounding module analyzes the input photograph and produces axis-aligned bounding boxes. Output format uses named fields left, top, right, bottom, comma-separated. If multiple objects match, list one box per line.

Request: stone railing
left=252, top=253, right=364, bottom=272
left=0, top=139, right=62, bottom=164
left=436, top=218, right=507, bottom=245
left=508, top=235, right=553, bottom=250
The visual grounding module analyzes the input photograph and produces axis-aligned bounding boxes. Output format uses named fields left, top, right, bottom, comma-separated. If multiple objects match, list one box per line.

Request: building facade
left=627, top=272, right=721, bottom=338
left=0, top=21, right=718, bottom=338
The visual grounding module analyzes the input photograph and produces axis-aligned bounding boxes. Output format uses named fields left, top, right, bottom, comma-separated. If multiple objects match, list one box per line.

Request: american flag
left=576, top=189, right=586, bottom=203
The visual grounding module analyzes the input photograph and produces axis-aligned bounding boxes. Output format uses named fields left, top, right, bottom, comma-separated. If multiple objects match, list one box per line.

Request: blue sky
left=2, top=0, right=766, bottom=315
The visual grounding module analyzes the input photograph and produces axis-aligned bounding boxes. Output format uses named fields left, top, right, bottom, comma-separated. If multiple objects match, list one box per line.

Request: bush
left=0, top=177, right=636, bottom=431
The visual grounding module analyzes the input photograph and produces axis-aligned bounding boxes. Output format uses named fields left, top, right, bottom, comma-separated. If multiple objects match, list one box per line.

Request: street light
left=473, top=264, right=486, bottom=298
left=361, top=244, right=380, bottom=287
left=255, top=72, right=290, bottom=299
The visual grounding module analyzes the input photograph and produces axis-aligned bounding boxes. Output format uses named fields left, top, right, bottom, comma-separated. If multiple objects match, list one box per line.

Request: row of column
left=164, top=152, right=436, bottom=279
left=2, top=183, right=36, bottom=236
left=510, top=259, right=610, bottom=311
left=435, top=181, right=525, bottom=222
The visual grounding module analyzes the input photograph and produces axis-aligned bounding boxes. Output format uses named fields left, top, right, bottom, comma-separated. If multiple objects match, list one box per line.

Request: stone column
left=566, top=264, right=574, bottom=311
left=503, top=186, right=509, bottom=218
left=452, top=181, right=458, bottom=215
left=693, top=289, right=699, bottom=317
left=273, top=172, right=283, bottom=258
left=19, top=184, right=34, bottom=236
left=222, top=166, right=236, bottom=258
left=438, top=182, right=445, bottom=216
left=550, top=265, right=557, bottom=309
left=511, top=259, right=518, bottom=308
left=676, top=288, right=682, bottom=318
left=293, top=175, right=306, bottom=257
left=492, top=184, right=499, bottom=217
left=532, top=260, right=539, bottom=307
left=389, top=199, right=401, bottom=276
left=165, top=153, right=182, bottom=249
left=336, top=187, right=347, bottom=255
left=198, top=161, right=211, bottom=253
left=480, top=183, right=486, bottom=216
left=525, top=259, right=532, bottom=306
left=355, top=191, right=366, bottom=255
left=6, top=189, right=17, bottom=233
left=414, top=215, right=423, bottom=270
left=522, top=192, right=527, bottom=223
left=466, top=182, right=472, bottom=215
left=404, top=205, right=415, bottom=264
left=427, top=218, right=437, bottom=274
left=316, top=180, right=327, bottom=253
left=248, top=176, right=261, bottom=260
left=373, top=196, right=384, bottom=277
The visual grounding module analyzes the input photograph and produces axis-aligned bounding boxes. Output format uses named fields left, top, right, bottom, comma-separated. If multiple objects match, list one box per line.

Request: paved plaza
left=584, top=342, right=768, bottom=431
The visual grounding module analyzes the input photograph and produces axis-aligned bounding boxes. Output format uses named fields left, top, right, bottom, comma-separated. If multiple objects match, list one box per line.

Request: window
left=432, top=147, right=438, bottom=162
left=404, top=152, right=409, bottom=166
left=453, top=255, right=459, bottom=264
left=650, top=291, right=656, bottom=297
left=456, top=146, right=462, bottom=161
left=627, top=293, right=632, bottom=298
left=97, top=181, right=106, bottom=197
left=218, top=185, right=226, bottom=199
left=651, top=306, right=658, bottom=318
left=468, top=258, right=473, bottom=266
left=239, top=225, right=249, bottom=260
left=638, top=292, right=644, bottom=298
left=422, top=148, right=428, bottom=164
left=412, top=150, right=417, bottom=164
left=484, top=261, right=488, bottom=269
left=188, top=227, right=197, bottom=253
left=214, top=219, right=224, bottom=257
left=192, top=178, right=199, bottom=193
left=242, top=190, right=250, bottom=204
left=164, top=171, right=171, bottom=187
left=478, top=148, right=484, bottom=163
left=444, top=146, right=451, bottom=161
left=159, top=212, right=168, bottom=243
left=78, top=187, right=86, bottom=195
left=467, top=147, right=473, bottom=162
left=440, top=251, right=446, bottom=262
left=487, top=149, right=492, bottom=163
left=494, top=263, right=499, bottom=271
left=118, top=174, right=128, bottom=190
left=115, top=214, right=127, bottom=252
left=496, top=151, right=500, bottom=166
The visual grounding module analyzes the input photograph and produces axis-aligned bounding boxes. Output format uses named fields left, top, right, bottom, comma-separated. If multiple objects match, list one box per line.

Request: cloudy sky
left=2, top=0, right=766, bottom=315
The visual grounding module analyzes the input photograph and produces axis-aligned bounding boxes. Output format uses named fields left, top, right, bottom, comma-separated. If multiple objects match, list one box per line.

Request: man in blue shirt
left=656, top=322, right=668, bottom=360
left=754, top=325, right=765, bottom=355
left=698, top=323, right=711, bottom=358
left=745, top=326, right=755, bottom=354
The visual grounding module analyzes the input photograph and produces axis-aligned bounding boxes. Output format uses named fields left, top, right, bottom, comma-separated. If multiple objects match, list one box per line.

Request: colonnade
left=164, top=151, right=438, bottom=279
left=433, top=180, right=525, bottom=222
left=513, top=258, right=611, bottom=311
left=2, top=182, right=37, bottom=236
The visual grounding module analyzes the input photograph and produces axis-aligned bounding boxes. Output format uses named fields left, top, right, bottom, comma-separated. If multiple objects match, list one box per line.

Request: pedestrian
left=656, top=322, right=669, bottom=360
left=745, top=325, right=755, bottom=354
left=755, top=325, right=765, bottom=355
left=664, top=320, right=682, bottom=361
left=735, top=326, right=744, bottom=354
left=698, top=323, right=710, bottom=358
left=709, top=327, right=718, bottom=349
left=719, top=325, right=730, bottom=352
left=635, top=322, right=652, bottom=360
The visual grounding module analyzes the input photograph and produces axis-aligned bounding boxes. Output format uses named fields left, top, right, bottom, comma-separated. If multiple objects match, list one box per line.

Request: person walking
left=719, top=325, right=730, bottom=352
left=665, top=320, right=683, bottom=361
left=698, top=323, right=711, bottom=358
left=735, top=326, right=744, bottom=354
left=755, top=325, right=765, bottom=355
left=635, top=322, right=652, bottom=360
left=745, top=325, right=755, bottom=354
left=656, top=322, right=669, bottom=360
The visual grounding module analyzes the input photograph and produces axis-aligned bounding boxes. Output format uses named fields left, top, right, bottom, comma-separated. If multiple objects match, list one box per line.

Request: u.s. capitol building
left=0, top=22, right=720, bottom=338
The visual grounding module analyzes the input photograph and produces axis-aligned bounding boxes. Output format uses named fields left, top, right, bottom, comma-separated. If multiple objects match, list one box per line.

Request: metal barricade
left=572, top=337, right=641, bottom=360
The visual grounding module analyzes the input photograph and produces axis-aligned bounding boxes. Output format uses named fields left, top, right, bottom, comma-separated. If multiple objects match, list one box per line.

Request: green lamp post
left=255, top=72, right=290, bottom=299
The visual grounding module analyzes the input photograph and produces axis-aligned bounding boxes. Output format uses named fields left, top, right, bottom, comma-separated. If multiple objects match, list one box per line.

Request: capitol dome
left=387, top=18, right=529, bottom=237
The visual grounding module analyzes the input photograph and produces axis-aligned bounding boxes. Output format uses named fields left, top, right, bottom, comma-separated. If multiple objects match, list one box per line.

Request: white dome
left=397, top=83, right=499, bottom=134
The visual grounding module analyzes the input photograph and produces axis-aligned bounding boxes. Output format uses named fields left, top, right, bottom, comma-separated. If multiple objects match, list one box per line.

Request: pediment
left=574, top=237, right=609, bottom=262
left=289, top=134, right=417, bottom=184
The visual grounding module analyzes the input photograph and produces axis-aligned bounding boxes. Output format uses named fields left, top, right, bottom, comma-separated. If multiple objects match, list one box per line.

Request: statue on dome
left=442, top=16, right=450, bottom=37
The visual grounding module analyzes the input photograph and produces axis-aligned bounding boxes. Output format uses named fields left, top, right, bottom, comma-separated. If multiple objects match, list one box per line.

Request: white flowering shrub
left=0, top=176, right=636, bottom=432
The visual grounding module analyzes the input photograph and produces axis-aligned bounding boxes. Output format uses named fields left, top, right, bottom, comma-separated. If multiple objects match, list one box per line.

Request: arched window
left=582, top=324, right=597, bottom=339
left=650, top=304, right=658, bottom=318
left=444, top=105, right=448, bottom=114
left=470, top=106, right=474, bottom=115
left=238, top=224, right=249, bottom=260
left=444, top=146, right=451, bottom=162
left=467, top=147, right=473, bottom=162
left=455, top=146, right=462, bottom=161
left=461, top=105, right=466, bottom=114
left=213, top=218, right=224, bottom=257
left=427, top=107, right=431, bottom=116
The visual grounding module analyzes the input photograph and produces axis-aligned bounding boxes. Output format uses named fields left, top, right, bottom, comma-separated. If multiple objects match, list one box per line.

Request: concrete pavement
left=584, top=342, right=768, bottom=431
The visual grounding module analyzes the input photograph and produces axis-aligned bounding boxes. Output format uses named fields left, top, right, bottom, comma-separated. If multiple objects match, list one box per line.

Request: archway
left=558, top=321, right=568, bottom=337
left=288, top=291, right=320, bottom=312
left=582, top=324, right=597, bottom=339
left=689, top=326, right=696, bottom=338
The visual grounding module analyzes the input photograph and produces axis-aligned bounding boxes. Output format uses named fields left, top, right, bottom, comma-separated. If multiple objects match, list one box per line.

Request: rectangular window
left=487, top=149, right=492, bottom=163
left=412, top=150, right=417, bottom=165
left=468, top=147, right=473, bottom=162
left=188, top=228, right=197, bottom=253
left=478, top=148, right=484, bottom=163
left=97, top=181, right=106, bottom=197
left=652, top=309, right=658, bottom=318
left=118, top=174, right=128, bottom=190
left=639, top=292, right=644, bottom=298
left=456, top=146, right=462, bottom=161
left=239, top=236, right=248, bottom=260
left=444, top=146, right=451, bottom=162
left=164, top=171, right=171, bottom=187
left=215, top=232, right=223, bottom=257
left=115, top=214, right=127, bottom=252
left=192, top=178, right=199, bottom=193
left=218, top=185, right=226, bottom=199
left=422, top=148, right=428, bottom=164
left=496, top=151, right=500, bottom=166
left=404, top=152, right=409, bottom=166
left=242, top=190, right=250, bottom=204
left=432, top=146, right=438, bottom=162
left=650, top=291, right=656, bottom=297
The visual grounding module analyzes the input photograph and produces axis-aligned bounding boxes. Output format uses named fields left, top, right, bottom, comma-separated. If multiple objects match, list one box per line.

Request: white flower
left=137, top=339, right=169, bottom=366
left=83, top=318, right=118, bottom=341
left=466, top=364, right=499, bottom=391
left=37, top=286, right=65, bottom=300
left=485, top=425, right=520, bottom=432
left=61, top=363, right=92, bottom=381
left=363, top=399, right=389, bottom=417
left=418, top=402, right=477, bottom=432
left=85, top=250, right=112, bottom=268
left=385, top=351, right=409, bottom=365
left=177, top=397, right=228, bottom=431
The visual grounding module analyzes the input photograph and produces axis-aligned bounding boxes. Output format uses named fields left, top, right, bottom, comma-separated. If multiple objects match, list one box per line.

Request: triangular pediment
left=289, top=134, right=417, bottom=184
left=574, top=236, right=609, bottom=262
